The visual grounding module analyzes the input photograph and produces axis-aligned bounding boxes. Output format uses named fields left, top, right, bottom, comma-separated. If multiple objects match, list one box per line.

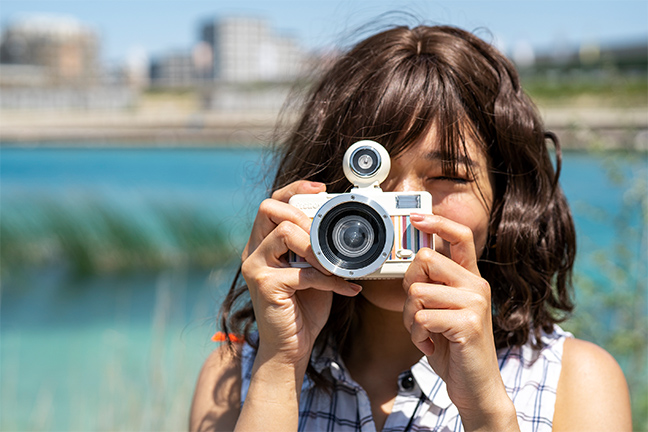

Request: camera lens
left=350, top=146, right=380, bottom=177
left=311, top=194, right=394, bottom=278
left=332, top=216, right=374, bottom=258
left=319, top=204, right=384, bottom=270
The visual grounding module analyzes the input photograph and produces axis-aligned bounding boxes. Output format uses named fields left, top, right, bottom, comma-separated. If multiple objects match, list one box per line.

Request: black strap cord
left=402, top=393, right=426, bottom=432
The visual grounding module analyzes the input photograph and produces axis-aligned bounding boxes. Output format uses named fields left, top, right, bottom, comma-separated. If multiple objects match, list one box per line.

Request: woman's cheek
left=431, top=195, right=491, bottom=257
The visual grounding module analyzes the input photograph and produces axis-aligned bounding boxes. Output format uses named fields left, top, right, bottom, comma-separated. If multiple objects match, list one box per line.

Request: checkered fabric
left=240, top=326, right=571, bottom=432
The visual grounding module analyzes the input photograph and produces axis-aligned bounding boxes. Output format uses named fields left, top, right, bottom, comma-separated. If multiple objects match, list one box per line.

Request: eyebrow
left=423, top=150, right=477, bottom=167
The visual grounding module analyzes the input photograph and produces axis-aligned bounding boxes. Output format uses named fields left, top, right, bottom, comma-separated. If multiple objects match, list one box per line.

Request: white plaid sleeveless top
left=240, top=325, right=572, bottom=432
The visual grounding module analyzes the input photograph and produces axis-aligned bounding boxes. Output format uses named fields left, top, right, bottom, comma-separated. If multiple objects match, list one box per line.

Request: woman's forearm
left=235, top=352, right=309, bottom=432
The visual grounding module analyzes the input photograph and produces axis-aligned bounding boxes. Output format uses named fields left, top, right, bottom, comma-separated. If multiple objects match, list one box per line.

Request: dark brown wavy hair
left=219, top=24, right=576, bottom=371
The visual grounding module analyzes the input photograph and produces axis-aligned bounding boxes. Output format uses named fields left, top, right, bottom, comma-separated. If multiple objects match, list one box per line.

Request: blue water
left=1, top=147, right=270, bottom=223
left=0, top=147, right=646, bottom=430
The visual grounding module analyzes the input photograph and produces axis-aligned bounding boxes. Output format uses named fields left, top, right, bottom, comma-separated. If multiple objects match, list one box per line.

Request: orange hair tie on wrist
left=212, top=331, right=244, bottom=343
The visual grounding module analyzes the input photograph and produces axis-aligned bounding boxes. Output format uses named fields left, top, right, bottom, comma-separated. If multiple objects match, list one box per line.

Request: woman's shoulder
left=553, top=337, right=632, bottom=431
left=189, top=343, right=243, bottom=432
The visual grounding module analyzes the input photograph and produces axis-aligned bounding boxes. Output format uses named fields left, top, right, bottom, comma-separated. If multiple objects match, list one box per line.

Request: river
left=1, top=146, right=645, bottom=430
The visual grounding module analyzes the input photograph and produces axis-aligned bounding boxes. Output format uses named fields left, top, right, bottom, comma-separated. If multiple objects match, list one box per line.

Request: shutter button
left=399, top=371, right=415, bottom=392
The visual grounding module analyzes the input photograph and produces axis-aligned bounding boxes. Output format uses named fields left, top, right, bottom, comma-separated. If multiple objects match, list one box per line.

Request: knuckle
left=475, top=279, right=491, bottom=296
left=413, top=310, right=428, bottom=326
left=251, top=268, right=273, bottom=288
left=457, top=225, right=474, bottom=242
left=240, top=259, right=253, bottom=280
left=258, top=198, right=274, bottom=215
left=275, top=220, right=296, bottom=239
left=470, top=291, right=490, bottom=312
left=414, top=247, right=435, bottom=263
left=407, top=282, right=425, bottom=299
left=241, top=259, right=274, bottom=289
left=463, top=309, right=483, bottom=330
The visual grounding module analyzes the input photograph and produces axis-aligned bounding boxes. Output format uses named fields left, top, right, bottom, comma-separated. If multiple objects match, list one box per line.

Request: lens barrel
left=311, top=194, right=394, bottom=278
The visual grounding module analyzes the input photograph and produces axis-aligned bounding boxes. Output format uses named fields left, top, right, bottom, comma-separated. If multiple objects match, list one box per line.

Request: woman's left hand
left=402, top=213, right=519, bottom=431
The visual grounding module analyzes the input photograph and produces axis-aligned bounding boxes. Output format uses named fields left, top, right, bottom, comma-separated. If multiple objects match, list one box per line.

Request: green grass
left=0, top=197, right=239, bottom=278
left=522, top=73, right=648, bottom=108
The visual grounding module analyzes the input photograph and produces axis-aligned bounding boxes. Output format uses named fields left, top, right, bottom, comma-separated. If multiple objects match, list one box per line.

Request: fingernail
left=349, top=282, right=363, bottom=292
left=410, top=213, right=425, bottom=222
left=310, top=181, right=325, bottom=188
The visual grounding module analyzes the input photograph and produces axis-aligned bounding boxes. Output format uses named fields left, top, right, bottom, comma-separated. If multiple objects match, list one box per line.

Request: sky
left=0, top=0, right=646, bottom=65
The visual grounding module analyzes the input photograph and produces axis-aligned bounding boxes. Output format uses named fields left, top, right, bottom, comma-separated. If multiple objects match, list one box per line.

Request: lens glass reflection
left=331, top=215, right=374, bottom=257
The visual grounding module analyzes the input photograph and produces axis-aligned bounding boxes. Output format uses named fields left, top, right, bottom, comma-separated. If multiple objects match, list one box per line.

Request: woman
left=190, top=24, right=632, bottom=431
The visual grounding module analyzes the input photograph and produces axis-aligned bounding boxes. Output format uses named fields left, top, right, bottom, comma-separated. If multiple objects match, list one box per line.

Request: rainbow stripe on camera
left=389, top=215, right=432, bottom=260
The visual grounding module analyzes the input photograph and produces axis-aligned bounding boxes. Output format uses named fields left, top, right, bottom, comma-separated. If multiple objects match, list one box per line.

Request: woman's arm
left=190, top=345, right=242, bottom=432
left=189, top=342, right=310, bottom=432
left=553, top=338, right=632, bottom=431
left=191, top=180, right=362, bottom=432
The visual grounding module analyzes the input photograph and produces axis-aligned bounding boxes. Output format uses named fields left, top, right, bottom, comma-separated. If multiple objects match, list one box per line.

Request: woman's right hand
left=241, top=180, right=363, bottom=367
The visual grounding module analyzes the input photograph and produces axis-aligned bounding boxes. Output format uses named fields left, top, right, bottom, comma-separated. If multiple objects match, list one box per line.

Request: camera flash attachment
left=343, top=140, right=391, bottom=188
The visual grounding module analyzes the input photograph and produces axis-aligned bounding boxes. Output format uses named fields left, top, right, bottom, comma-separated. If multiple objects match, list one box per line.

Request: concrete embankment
left=1, top=107, right=646, bottom=150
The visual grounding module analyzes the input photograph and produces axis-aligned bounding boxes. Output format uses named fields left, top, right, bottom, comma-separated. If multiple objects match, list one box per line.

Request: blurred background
left=0, top=0, right=646, bottom=430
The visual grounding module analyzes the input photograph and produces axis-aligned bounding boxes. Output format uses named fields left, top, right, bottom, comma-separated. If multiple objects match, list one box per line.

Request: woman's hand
left=241, top=180, right=362, bottom=366
left=236, top=180, right=362, bottom=432
left=402, top=213, right=519, bottom=431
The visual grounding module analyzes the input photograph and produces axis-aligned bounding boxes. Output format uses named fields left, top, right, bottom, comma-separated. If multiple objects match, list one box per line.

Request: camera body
left=288, top=140, right=433, bottom=279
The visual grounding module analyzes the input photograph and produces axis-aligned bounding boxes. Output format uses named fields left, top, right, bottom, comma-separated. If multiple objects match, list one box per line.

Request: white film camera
left=288, top=140, right=433, bottom=279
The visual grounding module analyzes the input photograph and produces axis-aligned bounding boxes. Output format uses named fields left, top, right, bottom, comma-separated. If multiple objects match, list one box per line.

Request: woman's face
left=359, top=129, right=494, bottom=311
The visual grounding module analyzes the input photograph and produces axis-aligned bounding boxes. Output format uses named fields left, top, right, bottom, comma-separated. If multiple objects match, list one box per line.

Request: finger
left=409, top=309, right=465, bottom=356
left=290, top=267, right=362, bottom=297
left=403, top=248, right=466, bottom=287
left=410, top=307, right=487, bottom=346
left=410, top=309, right=440, bottom=357
left=403, top=248, right=491, bottom=297
left=243, top=181, right=326, bottom=261
left=248, top=220, right=331, bottom=274
left=402, top=282, right=454, bottom=330
left=410, top=213, right=479, bottom=274
left=243, top=198, right=313, bottom=261
left=271, top=180, right=326, bottom=203
left=403, top=282, right=488, bottom=333
left=248, top=265, right=362, bottom=299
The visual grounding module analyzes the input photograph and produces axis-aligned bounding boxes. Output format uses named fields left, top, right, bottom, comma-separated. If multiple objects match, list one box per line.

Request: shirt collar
left=410, top=356, right=453, bottom=409
left=309, top=344, right=453, bottom=410
left=304, top=342, right=360, bottom=391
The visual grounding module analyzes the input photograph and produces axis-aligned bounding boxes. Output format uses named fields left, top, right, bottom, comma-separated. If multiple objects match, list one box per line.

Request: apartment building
left=201, top=16, right=304, bottom=83
left=0, top=14, right=100, bottom=87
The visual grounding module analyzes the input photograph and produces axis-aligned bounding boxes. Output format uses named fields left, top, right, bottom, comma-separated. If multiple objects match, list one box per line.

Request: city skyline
left=1, top=0, right=647, bottom=67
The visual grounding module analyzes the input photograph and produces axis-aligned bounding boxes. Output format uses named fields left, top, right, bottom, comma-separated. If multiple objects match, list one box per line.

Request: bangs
left=339, top=53, right=481, bottom=178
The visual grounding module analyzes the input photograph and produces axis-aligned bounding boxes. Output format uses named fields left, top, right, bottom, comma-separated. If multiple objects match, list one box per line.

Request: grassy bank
left=0, top=197, right=240, bottom=279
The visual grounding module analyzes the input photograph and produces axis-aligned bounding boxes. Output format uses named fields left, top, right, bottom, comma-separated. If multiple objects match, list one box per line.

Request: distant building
left=200, top=16, right=304, bottom=83
left=530, top=39, right=648, bottom=74
left=0, top=14, right=100, bottom=86
left=150, top=51, right=195, bottom=88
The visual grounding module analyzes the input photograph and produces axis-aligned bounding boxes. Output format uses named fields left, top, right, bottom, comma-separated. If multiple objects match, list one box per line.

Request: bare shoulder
left=190, top=343, right=242, bottom=432
left=553, top=337, right=632, bottom=431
